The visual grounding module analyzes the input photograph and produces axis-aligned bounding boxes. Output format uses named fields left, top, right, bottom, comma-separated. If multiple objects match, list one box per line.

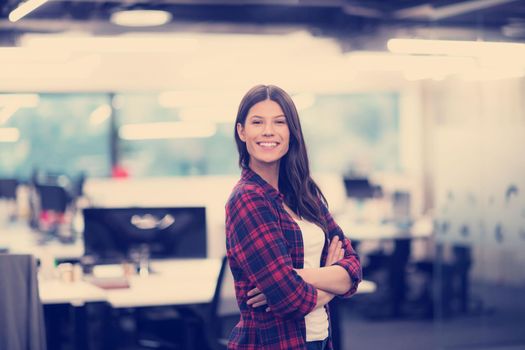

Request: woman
left=225, top=84, right=362, bottom=350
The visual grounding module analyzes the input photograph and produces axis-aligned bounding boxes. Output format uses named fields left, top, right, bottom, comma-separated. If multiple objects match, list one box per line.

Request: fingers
left=328, top=236, right=339, bottom=257
left=338, top=246, right=345, bottom=261
left=251, top=299, right=268, bottom=308
left=247, top=293, right=266, bottom=305
left=247, top=287, right=268, bottom=308
left=247, top=287, right=260, bottom=297
left=325, top=236, right=339, bottom=266
left=326, top=236, right=345, bottom=266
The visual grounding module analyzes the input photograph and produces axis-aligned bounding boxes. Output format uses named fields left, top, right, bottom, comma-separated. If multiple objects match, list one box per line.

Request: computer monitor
left=343, top=178, right=378, bottom=199
left=82, top=207, right=207, bottom=263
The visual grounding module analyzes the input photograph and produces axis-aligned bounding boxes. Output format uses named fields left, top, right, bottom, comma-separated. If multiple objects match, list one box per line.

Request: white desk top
left=39, top=258, right=222, bottom=308
left=105, top=259, right=222, bottom=308
left=39, top=279, right=106, bottom=305
left=337, top=216, right=434, bottom=241
left=357, top=280, right=376, bottom=294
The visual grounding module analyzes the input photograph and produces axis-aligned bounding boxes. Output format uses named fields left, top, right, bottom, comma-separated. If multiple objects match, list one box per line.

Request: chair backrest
left=211, top=256, right=239, bottom=318
left=35, top=184, right=71, bottom=212
left=206, top=256, right=239, bottom=350
left=0, top=254, right=47, bottom=350
left=0, top=179, right=18, bottom=199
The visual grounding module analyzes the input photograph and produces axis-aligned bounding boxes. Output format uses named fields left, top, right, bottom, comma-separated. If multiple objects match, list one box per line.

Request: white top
left=296, top=219, right=329, bottom=342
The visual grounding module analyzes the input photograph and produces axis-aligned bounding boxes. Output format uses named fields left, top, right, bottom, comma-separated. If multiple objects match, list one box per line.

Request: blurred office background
left=1, top=1, right=525, bottom=349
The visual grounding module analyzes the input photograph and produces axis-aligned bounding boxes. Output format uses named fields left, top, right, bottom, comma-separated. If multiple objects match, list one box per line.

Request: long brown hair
left=234, top=84, right=329, bottom=233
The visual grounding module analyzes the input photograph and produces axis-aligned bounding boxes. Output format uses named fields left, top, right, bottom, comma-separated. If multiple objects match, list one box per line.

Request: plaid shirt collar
left=241, top=166, right=285, bottom=202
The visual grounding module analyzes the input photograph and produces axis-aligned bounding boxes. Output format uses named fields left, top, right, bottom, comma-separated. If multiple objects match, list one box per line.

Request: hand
left=325, top=235, right=344, bottom=267
left=247, top=287, right=270, bottom=312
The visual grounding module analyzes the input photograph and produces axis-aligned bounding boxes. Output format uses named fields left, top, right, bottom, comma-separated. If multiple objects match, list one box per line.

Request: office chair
left=412, top=241, right=479, bottom=318
left=0, top=254, right=47, bottom=350
left=0, top=178, right=18, bottom=199
left=204, top=256, right=240, bottom=350
left=35, top=184, right=72, bottom=213
left=0, top=178, right=19, bottom=222
left=33, top=183, right=74, bottom=235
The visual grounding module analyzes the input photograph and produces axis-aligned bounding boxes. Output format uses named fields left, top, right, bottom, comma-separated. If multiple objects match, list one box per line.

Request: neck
left=249, top=159, right=280, bottom=190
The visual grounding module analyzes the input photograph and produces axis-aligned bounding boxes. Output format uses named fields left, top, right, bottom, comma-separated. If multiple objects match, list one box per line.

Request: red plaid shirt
left=225, top=167, right=362, bottom=350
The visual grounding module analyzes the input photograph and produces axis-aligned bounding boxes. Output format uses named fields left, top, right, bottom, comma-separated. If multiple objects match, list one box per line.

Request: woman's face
left=237, top=99, right=290, bottom=169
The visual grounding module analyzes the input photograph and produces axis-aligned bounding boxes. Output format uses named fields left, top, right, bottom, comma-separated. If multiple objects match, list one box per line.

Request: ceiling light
left=0, top=94, right=40, bottom=125
left=119, top=122, right=216, bottom=140
left=387, top=38, right=525, bottom=58
left=178, top=107, right=236, bottom=123
left=0, top=93, right=39, bottom=107
left=8, top=0, right=48, bottom=22
left=345, top=51, right=474, bottom=72
left=158, top=90, right=242, bottom=109
left=0, top=106, right=20, bottom=125
left=110, top=10, right=172, bottom=27
left=0, top=48, right=70, bottom=63
left=20, top=34, right=197, bottom=53
left=460, top=68, right=525, bottom=81
left=89, top=104, right=112, bottom=126
left=0, top=128, right=20, bottom=142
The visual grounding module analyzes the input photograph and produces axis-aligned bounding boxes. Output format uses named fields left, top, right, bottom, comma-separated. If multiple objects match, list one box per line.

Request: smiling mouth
left=257, top=142, right=279, bottom=148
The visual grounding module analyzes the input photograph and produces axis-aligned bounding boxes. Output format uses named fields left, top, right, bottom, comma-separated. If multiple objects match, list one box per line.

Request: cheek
left=282, top=142, right=290, bottom=154
left=282, top=131, right=291, bottom=150
left=244, top=137, right=257, bottom=155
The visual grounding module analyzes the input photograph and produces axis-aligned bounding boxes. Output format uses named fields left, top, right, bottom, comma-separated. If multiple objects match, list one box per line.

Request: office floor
left=43, top=284, right=525, bottom=350
left=340, top=284, right=525, bottom=350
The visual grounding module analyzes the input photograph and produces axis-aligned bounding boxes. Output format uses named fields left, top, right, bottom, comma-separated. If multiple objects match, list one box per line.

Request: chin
left=253, top=156, right=282, bottom=166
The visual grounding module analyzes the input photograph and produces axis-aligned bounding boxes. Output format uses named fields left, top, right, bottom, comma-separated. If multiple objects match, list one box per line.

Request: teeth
left=259, top=142, right=277, bottom=147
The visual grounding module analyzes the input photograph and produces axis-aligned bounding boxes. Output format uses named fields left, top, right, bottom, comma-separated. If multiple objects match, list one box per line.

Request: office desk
left=38, top=258, right=221, bottom=350
left=339, top=217, right=433, bottom=241
left=357, top=280, right=376, bottom=294
left=339, top=216, right=433, bottom=318
left=39, top=279, right=106, bottom=305
left=104, top=259, right=221, bottom=308
left=38, top=259, right=221, bottom=307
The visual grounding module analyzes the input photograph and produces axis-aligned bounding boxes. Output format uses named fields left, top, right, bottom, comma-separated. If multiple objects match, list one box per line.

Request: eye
left=276, top=119, right=287, bottom=124
left=252, top=120, right=262, bottom=125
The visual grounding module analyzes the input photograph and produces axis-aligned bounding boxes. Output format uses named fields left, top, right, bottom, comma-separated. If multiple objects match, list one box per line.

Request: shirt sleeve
left=320, top=201, right=362, bottom=298
left=226, top=186, right=317, bottom=319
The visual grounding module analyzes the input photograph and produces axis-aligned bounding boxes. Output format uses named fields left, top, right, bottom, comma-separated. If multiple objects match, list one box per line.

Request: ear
left=236, top=122, right=246, bottom=142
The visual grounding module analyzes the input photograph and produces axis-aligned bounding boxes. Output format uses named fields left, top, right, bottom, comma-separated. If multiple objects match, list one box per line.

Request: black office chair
left=0, top=178, right=19, bottom=222
left=33, top=183, right=74, bottom=235
left=412, top=241, right=479, bottom=318
left=204, top=256, right=240, bottom=350
left=0, top=254, right=47, bottom=350
left=0, top=178, right=18, bottom=200
left=35, top=184, right=72, bottom=213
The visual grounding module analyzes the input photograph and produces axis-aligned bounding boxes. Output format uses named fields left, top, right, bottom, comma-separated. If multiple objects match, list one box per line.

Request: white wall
left=425, top=77, right=525, bottom=286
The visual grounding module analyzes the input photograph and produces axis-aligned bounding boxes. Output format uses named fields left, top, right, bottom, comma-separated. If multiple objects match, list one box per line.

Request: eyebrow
left=250, top=114, right=286, bottom=119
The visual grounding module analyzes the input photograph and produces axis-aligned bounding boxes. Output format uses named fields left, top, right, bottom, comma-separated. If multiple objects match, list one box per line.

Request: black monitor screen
left=83, top=207, right=207, bottom=263
left=343, top=178, right=376, bottom=199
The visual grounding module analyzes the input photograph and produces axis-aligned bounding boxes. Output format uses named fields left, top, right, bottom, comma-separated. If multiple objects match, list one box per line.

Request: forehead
left=247, top=99, right=285, bottom=118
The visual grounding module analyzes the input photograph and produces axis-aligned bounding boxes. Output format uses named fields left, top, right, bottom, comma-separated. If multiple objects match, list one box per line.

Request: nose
left=262, top=122, right=274, bottom=136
